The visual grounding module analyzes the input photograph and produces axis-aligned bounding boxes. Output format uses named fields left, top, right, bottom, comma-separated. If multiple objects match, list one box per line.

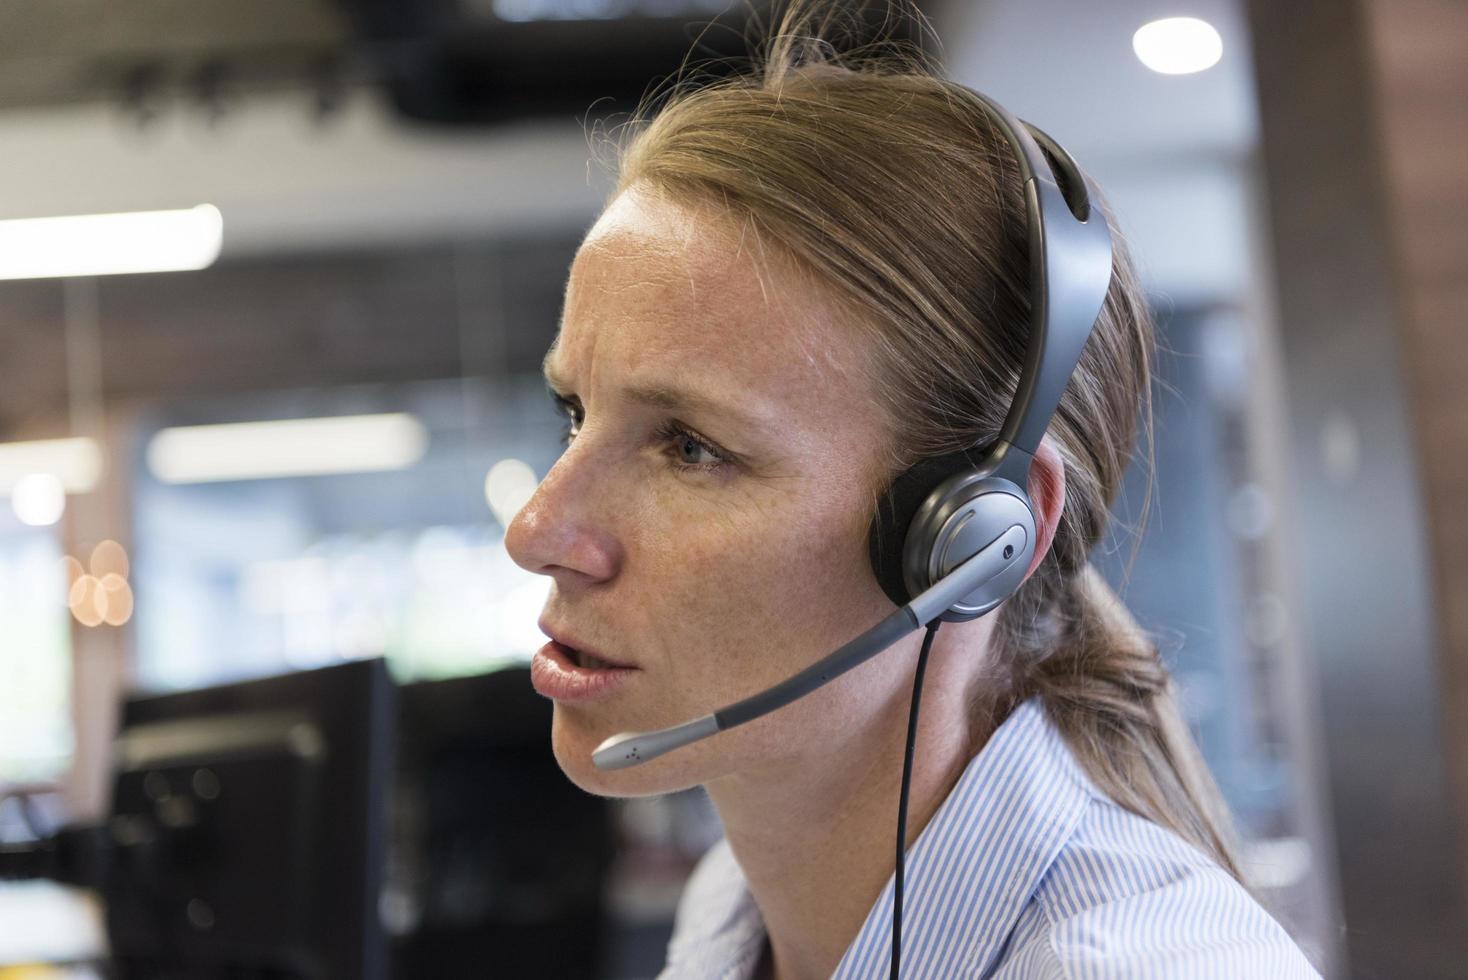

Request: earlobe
left=1023, top=436, right=1066, bottom=580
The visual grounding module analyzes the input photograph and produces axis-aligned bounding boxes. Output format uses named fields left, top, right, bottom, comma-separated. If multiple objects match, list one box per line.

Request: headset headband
left=968, top=93, right=1114, bottom=487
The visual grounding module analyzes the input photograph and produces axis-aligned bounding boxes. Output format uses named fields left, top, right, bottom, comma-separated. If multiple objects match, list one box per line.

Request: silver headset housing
left=902, top=469, right=1036, bottom=622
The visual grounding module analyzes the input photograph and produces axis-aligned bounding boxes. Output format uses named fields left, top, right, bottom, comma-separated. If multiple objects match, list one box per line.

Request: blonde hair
left=597, top=0, right=1245, bottom=882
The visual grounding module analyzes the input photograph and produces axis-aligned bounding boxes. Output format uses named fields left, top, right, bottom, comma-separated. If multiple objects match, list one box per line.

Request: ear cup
left=916, top=483, right=1036, bottom=620
left=868, top=446, right=994, bottom=607
left=869, top=445, right=1038, bottom=620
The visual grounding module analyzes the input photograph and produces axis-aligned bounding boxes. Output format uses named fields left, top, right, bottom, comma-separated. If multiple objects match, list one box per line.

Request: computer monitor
left=2, top=659, right=623, bottom=978
left=104, top=657, right=395, bottom=980
left=390, top=667, right=615, bottom=979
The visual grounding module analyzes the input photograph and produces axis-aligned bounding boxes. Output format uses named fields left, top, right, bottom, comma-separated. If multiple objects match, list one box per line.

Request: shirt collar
left=663, top=697, right=1098, bottom=979
left=663, top=839, right=767, bottom=979
left=832, top=696, right=1098, bottom=978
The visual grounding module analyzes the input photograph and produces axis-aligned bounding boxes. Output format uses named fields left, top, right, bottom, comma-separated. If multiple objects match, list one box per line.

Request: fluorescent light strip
left=0, top=437, right=102, bottom=494
left=147, top=413, right=429, bottom=484
left=0, top=205, right=223, bottom=281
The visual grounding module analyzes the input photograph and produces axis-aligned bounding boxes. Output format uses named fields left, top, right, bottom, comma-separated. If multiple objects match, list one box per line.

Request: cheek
left=635, top=480, right=885, bottom=670
left=547, top=475, right=902, bottom=797
left=642, top=489, right=818, bottom=591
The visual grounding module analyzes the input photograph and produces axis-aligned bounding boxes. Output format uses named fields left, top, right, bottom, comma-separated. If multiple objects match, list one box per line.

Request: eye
left=547, top=388, right=732, bottom=474
left=550, top=391, right=582, bottom=446
left=656, top=421, right=729, bottom=473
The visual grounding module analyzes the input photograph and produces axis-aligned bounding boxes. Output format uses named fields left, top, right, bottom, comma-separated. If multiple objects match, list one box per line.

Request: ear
left=1023, top=435, right=1066, bottom=581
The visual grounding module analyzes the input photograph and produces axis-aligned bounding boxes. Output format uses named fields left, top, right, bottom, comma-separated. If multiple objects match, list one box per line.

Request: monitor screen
left=106, top=658, right=395, bottom=980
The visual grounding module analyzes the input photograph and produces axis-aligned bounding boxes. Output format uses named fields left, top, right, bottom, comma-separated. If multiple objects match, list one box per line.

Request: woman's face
left=505, top=182, right=912, bottom=797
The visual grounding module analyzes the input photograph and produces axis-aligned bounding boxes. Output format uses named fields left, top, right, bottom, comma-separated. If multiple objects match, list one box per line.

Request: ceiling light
left=146, top=413, right=429, bottom=484
left=0, top=204, right=223, bottom=281
left=0, top=437, right=102, bottom=494
left=1132, top=17, right=1223, bottom=75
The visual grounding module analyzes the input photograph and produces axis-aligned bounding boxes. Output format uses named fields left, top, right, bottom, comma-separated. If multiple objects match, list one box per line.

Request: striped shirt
left=658, top=697, right=1322, bottom=979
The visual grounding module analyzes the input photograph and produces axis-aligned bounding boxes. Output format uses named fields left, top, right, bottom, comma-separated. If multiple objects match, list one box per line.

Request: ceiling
left=0, top=0, right=1265, bottom=342
left=0, top=0, right=1256, bottom=154
left=0, top=0, right=348, bottom=112
left=939, top=0, right=1264, bottom=308
left=940, top=0, right=1258, bottom=163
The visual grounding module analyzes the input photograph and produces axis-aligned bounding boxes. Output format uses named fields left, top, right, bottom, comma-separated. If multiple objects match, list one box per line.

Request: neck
left=703, top=627, right=995, bottom=980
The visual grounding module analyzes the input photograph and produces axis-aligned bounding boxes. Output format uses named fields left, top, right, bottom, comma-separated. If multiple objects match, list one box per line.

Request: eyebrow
left=543, top=355, right=773, bottom=434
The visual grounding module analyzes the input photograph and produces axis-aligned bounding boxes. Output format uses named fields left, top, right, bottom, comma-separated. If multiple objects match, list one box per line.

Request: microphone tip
left=589, top=714, right=718, bottom=771
left=592, top=731, right=646, bottom=771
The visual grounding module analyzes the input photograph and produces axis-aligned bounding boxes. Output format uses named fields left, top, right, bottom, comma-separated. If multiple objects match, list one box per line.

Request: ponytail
left=998, top=563, right=1247, bottom=885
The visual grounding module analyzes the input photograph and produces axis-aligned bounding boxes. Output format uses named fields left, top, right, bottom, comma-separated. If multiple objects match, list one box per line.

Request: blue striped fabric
left=658, top=697, right=1322, bottom=979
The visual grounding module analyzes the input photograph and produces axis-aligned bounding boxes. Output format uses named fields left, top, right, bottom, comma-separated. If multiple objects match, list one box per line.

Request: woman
left=505, top=3, right=1322, bottom=977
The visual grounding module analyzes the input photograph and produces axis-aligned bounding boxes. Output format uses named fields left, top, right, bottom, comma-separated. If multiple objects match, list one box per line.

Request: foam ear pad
left=868, top=445, right=994, bottom=608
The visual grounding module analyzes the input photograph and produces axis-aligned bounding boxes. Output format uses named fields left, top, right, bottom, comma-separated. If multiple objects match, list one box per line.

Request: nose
left=504, top=447, right=622, bottom=586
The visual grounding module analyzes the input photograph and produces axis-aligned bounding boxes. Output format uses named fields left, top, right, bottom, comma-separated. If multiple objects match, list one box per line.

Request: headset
left=588, top=89, right=1114, bottom=977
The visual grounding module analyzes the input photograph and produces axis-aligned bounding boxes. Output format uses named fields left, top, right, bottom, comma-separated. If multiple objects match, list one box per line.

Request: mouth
left=538, top=621, right=637, bottom=670
left=530, top=639, right=637, bottom=702
left=569, top=646, right=618, bottom=670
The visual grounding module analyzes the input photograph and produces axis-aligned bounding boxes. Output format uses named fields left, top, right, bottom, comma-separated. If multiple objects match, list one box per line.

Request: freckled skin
left=506, top=181, right=906, bottom=797
left=505, top=180, right=1068, bottom=980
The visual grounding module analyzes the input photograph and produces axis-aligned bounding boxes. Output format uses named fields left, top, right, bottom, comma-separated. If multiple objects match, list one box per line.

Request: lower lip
left=530, top=640, right=638, bottom=702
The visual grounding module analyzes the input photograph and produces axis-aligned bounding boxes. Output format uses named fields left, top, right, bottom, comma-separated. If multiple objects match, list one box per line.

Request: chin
left=548, top=705, right=701, bottom=799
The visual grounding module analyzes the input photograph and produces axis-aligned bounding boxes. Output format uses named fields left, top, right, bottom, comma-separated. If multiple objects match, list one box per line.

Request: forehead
left=549, top=184, right=874, bottom=408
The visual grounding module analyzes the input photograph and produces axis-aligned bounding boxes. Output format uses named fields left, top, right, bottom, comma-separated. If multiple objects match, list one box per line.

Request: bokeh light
left=90, top=539, right=130, bottom=579
left=12, top=472, right=66, bottom=526
left=62, top=541, right=134, bottom=627
left=99, top=572, right=134, bottom=627
left=1132, top=17, right=1223, bottom=75
left=484, top=458, right=539, bottom=529
left=68, top=574, right=106, bottom=627
left=60, top=554, right=85, bottom=588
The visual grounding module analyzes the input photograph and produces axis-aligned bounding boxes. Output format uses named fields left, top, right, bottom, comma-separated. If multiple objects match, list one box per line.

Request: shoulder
left=1000, top=796, right=1322, bottom=979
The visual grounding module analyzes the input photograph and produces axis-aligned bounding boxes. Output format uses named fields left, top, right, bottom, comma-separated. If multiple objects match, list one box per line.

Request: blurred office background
left=0, top=0, right=1463, bottom=977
